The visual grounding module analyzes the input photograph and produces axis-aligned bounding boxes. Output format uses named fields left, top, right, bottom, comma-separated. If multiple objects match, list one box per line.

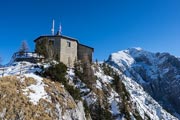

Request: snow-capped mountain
left=107, top=47, right=180, bottom=118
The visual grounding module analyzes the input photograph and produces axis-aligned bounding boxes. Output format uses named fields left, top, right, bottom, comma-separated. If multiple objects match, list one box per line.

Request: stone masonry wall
left=60, top=38, right=77, bottom=67
left=78, top=44, right=93, bottom=62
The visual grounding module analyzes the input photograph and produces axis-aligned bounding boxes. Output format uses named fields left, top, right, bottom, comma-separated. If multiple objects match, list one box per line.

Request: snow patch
left=111, top=51, right=135, bottom=68
left=122, top=75, right=178, bottom=120
left=23, top=73, right=51, bottom=105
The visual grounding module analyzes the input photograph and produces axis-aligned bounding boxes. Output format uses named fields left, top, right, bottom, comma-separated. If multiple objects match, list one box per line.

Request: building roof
left=79, top=43, right=94, bottom=52
left=34, top=35, right=94, bottom=51
left=34, top=35, right=78, bottom=43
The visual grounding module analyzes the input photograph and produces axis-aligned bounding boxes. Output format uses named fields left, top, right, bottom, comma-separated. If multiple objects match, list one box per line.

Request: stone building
left=34, top=34, right=94, bottom=67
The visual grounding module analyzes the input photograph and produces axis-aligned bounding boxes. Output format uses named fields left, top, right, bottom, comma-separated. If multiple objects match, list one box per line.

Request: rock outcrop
left=107, top=48, right=180, bottom=118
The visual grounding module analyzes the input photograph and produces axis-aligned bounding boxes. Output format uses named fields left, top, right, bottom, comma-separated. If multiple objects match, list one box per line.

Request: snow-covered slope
left=107, top=47, right=180, bottom=119
left=122, top=75, right=177, bottom=120
left=67, top=65, right=125, bottom=119
left=0, top=49, right=178, bottom=120
left=0, top=61, right=86, bottom=120
left=67, top=62, right=178, bottom=119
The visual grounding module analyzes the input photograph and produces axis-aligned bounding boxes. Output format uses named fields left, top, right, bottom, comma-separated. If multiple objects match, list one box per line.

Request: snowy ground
left=0, top=61, right=51, bottom=105
left=23, top=73, right=51, bottom=105
left=0, top=57, right=178, bottom=119
left=122, top=75, right=178, bottom=120
left=67, top=66, right=123, bottom=119
left=0, top=61, right=87, bottom=120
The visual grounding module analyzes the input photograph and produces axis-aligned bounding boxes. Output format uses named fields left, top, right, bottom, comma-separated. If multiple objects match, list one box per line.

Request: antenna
left=51, top=19, right=55, bottom=35
left=56, top=22, right=62, bottom=36
left=59, top=22, right=62, bottom=35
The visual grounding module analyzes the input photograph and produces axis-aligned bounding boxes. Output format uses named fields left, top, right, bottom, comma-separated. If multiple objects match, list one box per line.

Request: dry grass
left=24, top=77, right=37, bottom=86
left=43, top=78, right=76, bottom=109
left=0, top=76, right=78, bottom=120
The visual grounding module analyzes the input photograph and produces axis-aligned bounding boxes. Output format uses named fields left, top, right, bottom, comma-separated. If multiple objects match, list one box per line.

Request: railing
left=12, top=52, right=44, bottom=59
left=12, top=52, right=45, bottom=63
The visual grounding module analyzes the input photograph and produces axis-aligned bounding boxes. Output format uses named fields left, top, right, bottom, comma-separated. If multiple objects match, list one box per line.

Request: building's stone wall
left=40, top=37, right=60, bottom=59
left=51, top=37, right=61, bottom=60
left=60, top=38, right=77, bottom=67
left=78, top=44, right=93, bottom=62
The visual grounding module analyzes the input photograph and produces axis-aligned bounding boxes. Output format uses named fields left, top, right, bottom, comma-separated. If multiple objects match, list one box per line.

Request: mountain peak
left=108, top=47, right=149, bottom=70
left=128, top=47, right=143, bottom=51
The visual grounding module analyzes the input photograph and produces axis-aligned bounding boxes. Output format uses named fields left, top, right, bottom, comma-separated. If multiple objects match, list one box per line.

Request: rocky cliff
left=107, top=47, right=180, bottom=118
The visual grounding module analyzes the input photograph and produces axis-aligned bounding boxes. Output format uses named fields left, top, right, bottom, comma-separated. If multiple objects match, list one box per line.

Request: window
left=67, top=41, right=71, bottom=47
left=49, top=39, right=54, bottom=46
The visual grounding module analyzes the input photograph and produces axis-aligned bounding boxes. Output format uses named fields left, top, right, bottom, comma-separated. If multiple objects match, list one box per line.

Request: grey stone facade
left=78, top=44, right=93, bottom=62
left=34, top=35, right=93, bottom=67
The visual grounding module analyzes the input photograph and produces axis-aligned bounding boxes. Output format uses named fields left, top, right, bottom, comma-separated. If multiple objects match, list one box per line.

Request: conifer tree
left=81, top=55, right=96, bottom=89
left=19, top=40, right=29, bottom=54
left=74, top=56, right=96, bottom=90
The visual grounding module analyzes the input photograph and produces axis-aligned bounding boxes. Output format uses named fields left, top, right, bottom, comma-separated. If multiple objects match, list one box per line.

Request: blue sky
left=0, top=0, right=180, bottom=64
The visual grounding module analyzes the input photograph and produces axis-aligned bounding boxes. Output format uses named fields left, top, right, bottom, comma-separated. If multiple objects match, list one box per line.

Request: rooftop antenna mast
left=59, top=22, right=62, bottom=35
left=51, top=19, right=55, bottom=35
